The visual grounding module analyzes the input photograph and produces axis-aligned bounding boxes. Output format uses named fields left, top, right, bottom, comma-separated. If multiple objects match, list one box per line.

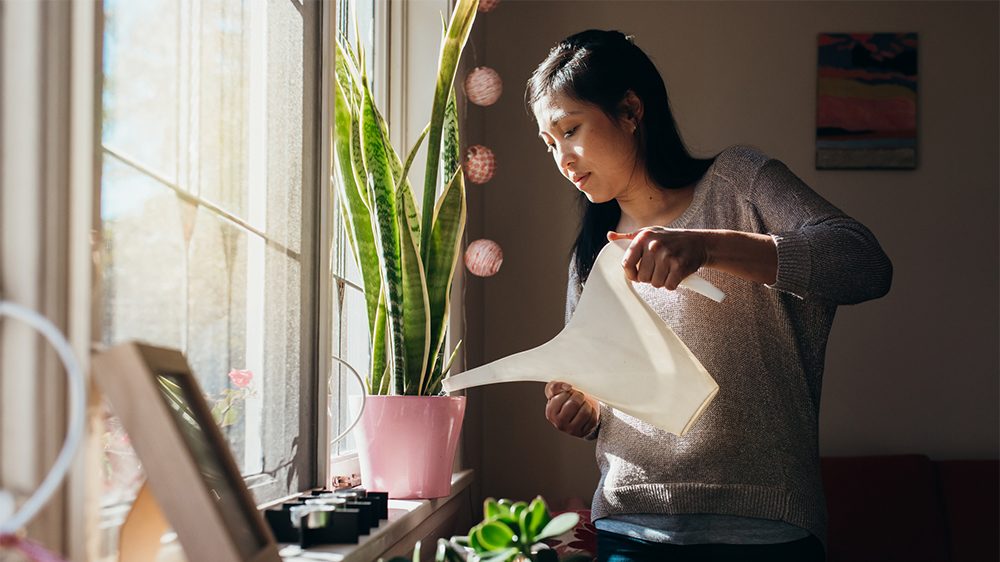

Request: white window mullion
left=244, top=0, right=269, bottom=475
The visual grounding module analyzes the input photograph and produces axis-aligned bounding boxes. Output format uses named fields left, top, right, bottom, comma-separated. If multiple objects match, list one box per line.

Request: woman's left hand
left=608, top=228, right=709, bottom=290
left=608, top=228, right=779, bottom=288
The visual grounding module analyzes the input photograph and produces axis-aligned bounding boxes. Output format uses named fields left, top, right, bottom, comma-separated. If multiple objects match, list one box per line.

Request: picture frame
left=91, top=342, right=283, bottom=562
left=816, top=32, right=918, bottom=169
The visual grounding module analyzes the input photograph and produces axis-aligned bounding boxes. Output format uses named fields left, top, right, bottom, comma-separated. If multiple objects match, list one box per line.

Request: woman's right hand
left=544, top=381, right=600, bottom=438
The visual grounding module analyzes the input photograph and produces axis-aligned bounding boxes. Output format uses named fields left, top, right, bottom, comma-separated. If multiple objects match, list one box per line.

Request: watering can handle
left=679, top=273, right=725, bottom=303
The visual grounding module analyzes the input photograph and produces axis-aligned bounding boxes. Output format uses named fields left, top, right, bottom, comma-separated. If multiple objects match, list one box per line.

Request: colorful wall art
left=817, top=33, right=918, bottom=169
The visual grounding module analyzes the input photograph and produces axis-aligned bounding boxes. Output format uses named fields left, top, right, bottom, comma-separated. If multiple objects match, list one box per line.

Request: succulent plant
left=384, top=496, right=591, bottom=562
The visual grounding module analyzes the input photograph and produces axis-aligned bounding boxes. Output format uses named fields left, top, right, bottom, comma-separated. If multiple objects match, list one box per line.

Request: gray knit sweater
left=567, top=146, right=892, bottom=548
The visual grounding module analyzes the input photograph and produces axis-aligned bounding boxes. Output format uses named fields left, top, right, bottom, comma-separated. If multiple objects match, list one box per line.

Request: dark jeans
left=596, top=529, right=825, bottom=562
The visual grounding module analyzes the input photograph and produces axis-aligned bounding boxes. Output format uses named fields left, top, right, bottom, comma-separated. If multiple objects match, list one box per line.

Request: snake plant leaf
left=392, top=122, right=431, bottom=243
left=361, top=78, right=406, bottom=393
left=336, top=42, right=369, bottom=210
left=424, top=339, right=462, bottom=395
left=420, top=0, right=478, bottom=260
left=442, top=87, right=460, bottom=188
left=425, top=168, right=466, bottom=378
left=333, top=75, right=381, bottom=339
left=335, top=41, right=362, bottom=109
left=533, top=512, right=580, bottom=542
left=350, top=105, right=370, bottom=209
left=397, top=183, right=431, bottom=395
left=369, top=287, right=388, bottom=394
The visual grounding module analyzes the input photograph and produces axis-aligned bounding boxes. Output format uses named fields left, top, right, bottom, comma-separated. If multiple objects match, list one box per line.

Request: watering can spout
left=443, top=239, right=722, bottom=437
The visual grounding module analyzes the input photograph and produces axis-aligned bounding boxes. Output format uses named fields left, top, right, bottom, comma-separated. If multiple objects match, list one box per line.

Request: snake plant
left=333, top=0, right=477, bottom=395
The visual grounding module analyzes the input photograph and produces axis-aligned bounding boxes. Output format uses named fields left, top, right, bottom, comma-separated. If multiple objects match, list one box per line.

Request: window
left=328, top=0, right=382, bottom=462
left=98, top=0, right=324, bottom=552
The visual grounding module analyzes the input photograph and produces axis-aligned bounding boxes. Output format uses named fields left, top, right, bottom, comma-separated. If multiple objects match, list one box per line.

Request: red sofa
left=821, top=455, right=999, bottom=562
left=549, top=455, right=998, bottom=561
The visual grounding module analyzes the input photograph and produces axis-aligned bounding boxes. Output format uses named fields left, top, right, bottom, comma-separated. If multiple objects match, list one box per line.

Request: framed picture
left=91, top=342, right=282, bottom=562
left=817, top=33, right=918, bottom=169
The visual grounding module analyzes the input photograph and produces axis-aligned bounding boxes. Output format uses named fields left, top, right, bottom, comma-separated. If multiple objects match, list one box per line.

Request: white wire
left=328, top=355, right=366, bottom=447
left=0, top=300, right=86, bottom=536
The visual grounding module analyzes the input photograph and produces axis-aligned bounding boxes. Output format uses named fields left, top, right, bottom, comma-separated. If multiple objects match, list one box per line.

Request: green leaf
left=435, top=538, right=467, bottom=562
left=534, top=512, right=580, bottom=542
left=424, top=169, right=466, bottom=381
left=442, top=87, right=460, bottom=188
left=468, top=525, right=485, bottom=552
left=369, top=288, right=388, bottom=394
left=526, top=496, right=551, bottom=540
left=474, top=521, right=515, bottom=551
left=333, top=64, right=380, bottom=343
left=397, top=183, right=431, bottom=395
left=221, top=401, right=243, bottom=428
left=477, top=548, right=520, bottom=562
left=496, top=499, right=516, bottom=521
left=376, top=362, right=391, bottom=395
left=483, top=498, right=501, bottom=521
left=510, top=502, right=527, bottom=532
left=361, top=76, right=406, bottom=393
left=210, top=401, right=225, bottom=425
left=420, top=0, right=478, bottom=261
left=395, top=123, right=431, bottom=242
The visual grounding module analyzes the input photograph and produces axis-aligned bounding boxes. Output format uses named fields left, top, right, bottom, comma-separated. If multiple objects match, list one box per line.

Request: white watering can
left=443, top=239, right=722, bottom=437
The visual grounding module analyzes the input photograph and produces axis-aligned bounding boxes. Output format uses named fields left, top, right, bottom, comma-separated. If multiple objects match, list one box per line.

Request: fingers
left=544, top=383, right=598, bottom=437
left=614, top=228, right=705, bottom=290
left=544, top=380, right=570, bottom=400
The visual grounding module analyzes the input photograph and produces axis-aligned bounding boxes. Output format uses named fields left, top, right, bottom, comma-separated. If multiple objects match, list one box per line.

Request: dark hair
left=527, top=30, right=716, bottom=281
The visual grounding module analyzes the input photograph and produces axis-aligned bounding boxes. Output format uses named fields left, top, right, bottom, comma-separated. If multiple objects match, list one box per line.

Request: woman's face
left=534, top=93, right=641, bottom=204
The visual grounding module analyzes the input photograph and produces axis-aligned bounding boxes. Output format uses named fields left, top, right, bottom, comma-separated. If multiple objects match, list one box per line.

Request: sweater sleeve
left=749, top=158, right=893, bottom=304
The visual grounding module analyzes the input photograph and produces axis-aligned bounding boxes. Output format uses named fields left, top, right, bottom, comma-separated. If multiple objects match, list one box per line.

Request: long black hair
left=527, top=30, right=716, bottom=281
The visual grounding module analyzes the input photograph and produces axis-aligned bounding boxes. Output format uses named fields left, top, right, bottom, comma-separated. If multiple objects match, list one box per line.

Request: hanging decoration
left=464, top=67, right=503, bottom=106
left=465, top=239, right=503, bottom=277
left=478, top=0, right=500, bottom=12
left=465, top=145, right=496, bottom=184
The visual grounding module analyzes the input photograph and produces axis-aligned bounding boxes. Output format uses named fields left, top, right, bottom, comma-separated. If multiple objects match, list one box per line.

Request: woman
left=529, top=30, right=892, bottom=562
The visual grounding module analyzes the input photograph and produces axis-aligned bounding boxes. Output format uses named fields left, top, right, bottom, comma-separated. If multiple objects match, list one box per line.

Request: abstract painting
left=817, top=33, right=918, bottom=169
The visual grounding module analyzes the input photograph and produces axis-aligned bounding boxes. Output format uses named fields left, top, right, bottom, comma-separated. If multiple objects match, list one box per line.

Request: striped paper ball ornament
left=465, top=145, right=496, bottom=184
left=478, top=0, right=500, bottom=12
left=464, top=67, right=502, bottom=106
left=465, top=239, right=503, bottom=277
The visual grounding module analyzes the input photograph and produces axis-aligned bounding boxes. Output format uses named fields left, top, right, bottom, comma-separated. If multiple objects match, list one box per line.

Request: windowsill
left=277, top=469, right=474, bottom=562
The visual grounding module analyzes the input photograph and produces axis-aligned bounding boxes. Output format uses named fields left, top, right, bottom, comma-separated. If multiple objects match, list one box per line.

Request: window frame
left=94, top=0, right=328, bottom=509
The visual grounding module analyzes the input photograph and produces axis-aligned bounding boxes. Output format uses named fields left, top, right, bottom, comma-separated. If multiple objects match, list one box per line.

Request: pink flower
left=228, top=369, right=253, bottom=387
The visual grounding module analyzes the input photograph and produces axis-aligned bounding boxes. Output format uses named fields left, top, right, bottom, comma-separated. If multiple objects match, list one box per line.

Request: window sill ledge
left=278, top=469, right=474, bottom=562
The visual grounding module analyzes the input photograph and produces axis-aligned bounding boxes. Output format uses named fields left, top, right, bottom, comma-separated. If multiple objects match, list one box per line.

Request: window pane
left=197, top=0, right=251, bottom=219
left=101, top=156, right=185, bottom=350
left=97, top=1, right=318, bottom=550
left=102, top=0, right=179, bottom=184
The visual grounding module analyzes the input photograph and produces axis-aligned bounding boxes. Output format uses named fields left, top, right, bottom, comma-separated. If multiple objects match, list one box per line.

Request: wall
left=459, top=1, right=1000, bottom=508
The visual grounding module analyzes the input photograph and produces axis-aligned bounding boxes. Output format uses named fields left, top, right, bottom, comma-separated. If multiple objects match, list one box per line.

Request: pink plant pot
left=350, top=395, right=465, bottom=499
